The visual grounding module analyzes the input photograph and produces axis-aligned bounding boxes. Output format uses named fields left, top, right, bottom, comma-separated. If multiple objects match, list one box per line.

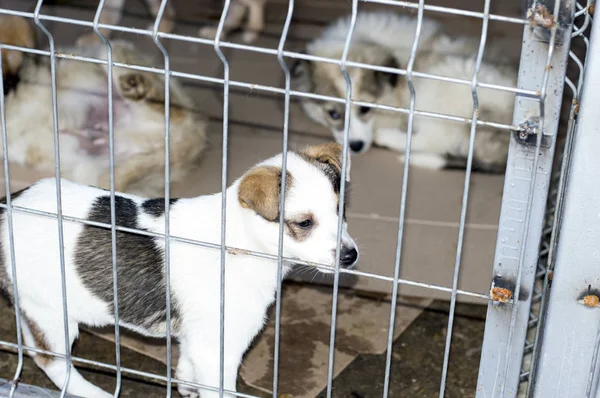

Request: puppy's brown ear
left=238, top=166, right=292, bottom=221
left=303, top=142, right=351, bottom=182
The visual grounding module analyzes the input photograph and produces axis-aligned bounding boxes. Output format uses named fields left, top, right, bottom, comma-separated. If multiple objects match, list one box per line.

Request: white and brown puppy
left=2, top=39, right=207, bottom=196
left=291, top=12, right=517, bottom=172
left=0, top=143, right=358, bottom=398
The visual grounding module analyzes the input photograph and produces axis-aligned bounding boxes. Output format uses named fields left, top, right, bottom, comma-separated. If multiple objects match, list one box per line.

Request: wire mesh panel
left=0, top=0, right=591, bottom=397
left=475, top=0, right=578, bottom=396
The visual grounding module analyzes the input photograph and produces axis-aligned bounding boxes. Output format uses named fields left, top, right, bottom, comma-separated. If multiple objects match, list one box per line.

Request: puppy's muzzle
left=340, top=246, right=359, bottom=268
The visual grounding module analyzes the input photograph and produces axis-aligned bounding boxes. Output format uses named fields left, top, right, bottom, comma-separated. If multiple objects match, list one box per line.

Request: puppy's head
left=291, top=45, right=400, bottom=154
left=237, top=143, right=358, bottom=271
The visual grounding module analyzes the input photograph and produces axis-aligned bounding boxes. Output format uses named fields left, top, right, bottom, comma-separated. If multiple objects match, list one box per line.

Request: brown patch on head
left=298, top=142, right=352, bottom=217
left=290, top=57, right=347, bottom=129
left=238, top=166, right=293, bottom=222
left=302, top=142, right=344, bottom=176
left=22, top=313, right=52, bottom=367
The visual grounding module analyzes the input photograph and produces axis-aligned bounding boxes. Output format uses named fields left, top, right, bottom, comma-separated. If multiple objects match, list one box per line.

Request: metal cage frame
left=0, top=0, right=595, bottom=396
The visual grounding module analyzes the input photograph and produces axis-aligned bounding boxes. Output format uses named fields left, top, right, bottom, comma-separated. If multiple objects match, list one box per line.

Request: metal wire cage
left=0, top=0, right=595, bottom=397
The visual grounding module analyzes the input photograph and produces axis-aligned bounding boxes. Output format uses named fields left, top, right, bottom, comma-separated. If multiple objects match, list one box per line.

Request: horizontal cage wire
left=0, top=0, right=585, bottom=397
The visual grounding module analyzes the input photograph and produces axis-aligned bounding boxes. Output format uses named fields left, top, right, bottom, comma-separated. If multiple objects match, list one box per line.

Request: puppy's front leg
left=375, top=128, right=408, bottom=152
left=198, top=1, right=246, bottom=41
left=375, top=128, right=448, bottom=169
left=186, top=335, right=241, bottom=398
left=176, top=348, right=199, bottom=398
left=398, top=153, right=448, bottom=170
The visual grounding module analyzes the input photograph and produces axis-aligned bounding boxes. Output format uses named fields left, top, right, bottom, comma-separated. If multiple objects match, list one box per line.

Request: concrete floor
left=0, top=291, right=486, bottom=397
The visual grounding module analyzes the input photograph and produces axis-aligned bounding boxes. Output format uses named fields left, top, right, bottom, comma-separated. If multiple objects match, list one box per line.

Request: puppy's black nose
left=349, top=140, right=364, bottom=153
left=340, top=247, right=358, bottom=267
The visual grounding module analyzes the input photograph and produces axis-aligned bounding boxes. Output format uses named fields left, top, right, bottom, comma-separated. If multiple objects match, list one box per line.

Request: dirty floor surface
left=0, top=286, right=486, bottom=397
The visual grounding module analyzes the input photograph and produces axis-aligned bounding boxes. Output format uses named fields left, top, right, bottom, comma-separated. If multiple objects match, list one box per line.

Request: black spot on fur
left=374, top=55, right=400, bottom=89
left=3, top=73, right=20, bottom=96
left=290, top=53, right=311, bottom=79
left=0, top=187, right=29, bottom=301
left=75, top=195, right=180, bottom=333
left=141, top=198, right=179, bottom=217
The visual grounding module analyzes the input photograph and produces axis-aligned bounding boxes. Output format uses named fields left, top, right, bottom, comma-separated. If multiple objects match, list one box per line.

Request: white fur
left=0, top=149, right=357, bottom=398
left=301, top=12, right=517, bottom=169
left=1, top=40, right=206, bottom=196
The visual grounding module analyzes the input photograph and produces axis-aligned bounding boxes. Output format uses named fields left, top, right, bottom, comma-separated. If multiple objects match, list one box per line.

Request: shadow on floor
left=317, top=301, right=487, bottom=398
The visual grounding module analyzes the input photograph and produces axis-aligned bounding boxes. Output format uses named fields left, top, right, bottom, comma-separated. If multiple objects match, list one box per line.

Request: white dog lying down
left=0, top=143, right=358, bottom=398
left=2, top=39, right=207, bottom=196
left=292, top=12, right=518, bottom=172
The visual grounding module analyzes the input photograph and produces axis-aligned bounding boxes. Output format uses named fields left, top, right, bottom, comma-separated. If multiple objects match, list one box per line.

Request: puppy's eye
left=328, top=109, right=341, bottom=120
left=296, top=219, right=313, bottom=229
left=359, top=106, right=371, bottom=115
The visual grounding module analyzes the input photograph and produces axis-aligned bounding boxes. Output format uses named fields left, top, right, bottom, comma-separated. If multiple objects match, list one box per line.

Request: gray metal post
left=530, top=9, right=600, bottom=396
left=476, top=0, right=575, bottom=396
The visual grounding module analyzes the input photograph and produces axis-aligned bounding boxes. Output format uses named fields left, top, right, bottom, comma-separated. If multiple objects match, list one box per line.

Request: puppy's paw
left=242, top=30, right=259, bottom=43
left=398, top=153, right=447, bottom=170
left=119, top=73, right=151, bottom=100
left=199, top=26, right=225, bottom=41
left=177, top=384, right=199, bottom=398
left=375, top=128, right=407, bottom=153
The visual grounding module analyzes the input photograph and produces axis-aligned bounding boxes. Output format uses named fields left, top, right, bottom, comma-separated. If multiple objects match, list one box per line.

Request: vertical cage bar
left=272, top=0, right=294, bottom=396
left=381, top=0, right=425, bottom=396
left=529, top=11, right=600, bottom=395
left=33, top=2, right=73, bottom=396
left=476, top=0, right=575, bottom=396
left=0, top=46, right=24, bottom=398
left=525, top=36, right=588, bottom=395
left=439, top=0, right=491, bottom=396
left=91, top=2, right=122, bottom=396
left=214, top=2, right=232, bottom=397
left=325, top=0, right=356, bottom=396
left=150, top=1, right=173, bottom=396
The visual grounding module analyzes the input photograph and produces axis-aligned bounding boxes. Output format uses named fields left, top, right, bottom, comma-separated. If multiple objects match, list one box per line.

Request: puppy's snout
left=340, top=246, right=358, bottom=267
left=349, top=140, right=364, bottom=153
